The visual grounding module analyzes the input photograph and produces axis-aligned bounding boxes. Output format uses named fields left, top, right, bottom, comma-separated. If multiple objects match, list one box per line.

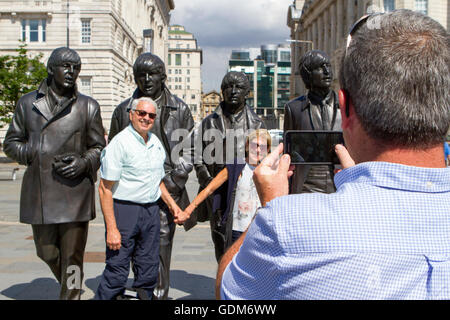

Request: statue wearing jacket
left=4, top=47, right=106, bottom=299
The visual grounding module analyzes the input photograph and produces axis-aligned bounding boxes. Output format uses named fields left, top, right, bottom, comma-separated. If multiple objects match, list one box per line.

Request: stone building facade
left=0, top=0, right=174, bottom=141
left=201, top=90, right=221, bottom=118
left=167, top=24, right=203, bottom=122
left=287, top=0, right=450, bottom=98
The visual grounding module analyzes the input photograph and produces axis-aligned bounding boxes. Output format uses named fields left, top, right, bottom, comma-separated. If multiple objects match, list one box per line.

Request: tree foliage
left=0, top=42, right=47, bottom=127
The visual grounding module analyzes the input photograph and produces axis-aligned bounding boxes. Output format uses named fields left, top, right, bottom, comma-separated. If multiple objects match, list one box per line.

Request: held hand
left=106, top=228, right=121, bottom=251
left=253, top=143, right=294, bottom=207
left=54, top=154, right=88, bottom=179
left=168, top=203, right=183, bottom=219
left=174, top=210, right=191, bottom=225
left=334, top=144, right=356, bottom=173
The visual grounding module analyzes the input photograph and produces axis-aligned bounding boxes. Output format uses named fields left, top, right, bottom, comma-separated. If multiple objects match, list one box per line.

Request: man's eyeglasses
left=345, top=14, right=371, bottom=59
left=133, top=109, right=157, bottom=119
left=343, top=13, right=382, bottom=117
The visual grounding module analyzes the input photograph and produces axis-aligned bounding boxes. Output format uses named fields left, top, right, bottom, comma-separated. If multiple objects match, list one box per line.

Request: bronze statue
left=108, top=52, right=195, bottom=300
left=193, top=71, right=265, bottom=262
left=283, top=50, right=342, bottom=194
left=3, top=47, right=106, bottom=299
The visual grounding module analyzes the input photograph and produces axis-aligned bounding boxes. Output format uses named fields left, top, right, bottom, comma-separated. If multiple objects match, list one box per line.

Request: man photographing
left=217, top=10, right=450, bottom=300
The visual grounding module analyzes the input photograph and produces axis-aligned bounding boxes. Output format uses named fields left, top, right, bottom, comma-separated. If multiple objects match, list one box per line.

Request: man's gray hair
left=339, top=9, right=450, bottom=147
left=130, top=97, right=157, bottom=110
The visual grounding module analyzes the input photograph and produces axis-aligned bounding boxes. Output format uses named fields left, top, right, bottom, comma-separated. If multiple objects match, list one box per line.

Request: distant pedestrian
left=95, top=97, right=182, bottom=300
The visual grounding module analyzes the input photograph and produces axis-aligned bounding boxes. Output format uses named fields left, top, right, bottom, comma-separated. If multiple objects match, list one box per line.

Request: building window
left=168, top=69, right=172, bottom=74
left=42, top=19, right=46, bottom=42
left=414, top=0, right=428, bottom=15
left=22, top=19, right=46, bottom=42
left=187, top=77, right=190, bottom=83
left=383, top=0, right=395, bottom=12
left=191, top=94, right=195, bottom=99
left=168, top=54, right=171, bottom=65
left=80, top=77, right=92, bottom=96
left=81, top=19, right=92, bottom=44
left=187, top=69, right=190, bottom=75
left=280, top=51, right=290, bottom=62
left=175, top=54, right=181, bottom=66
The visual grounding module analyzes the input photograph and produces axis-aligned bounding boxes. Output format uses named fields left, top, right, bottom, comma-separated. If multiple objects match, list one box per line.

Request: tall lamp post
left=66, top=0, right=70, bottom=47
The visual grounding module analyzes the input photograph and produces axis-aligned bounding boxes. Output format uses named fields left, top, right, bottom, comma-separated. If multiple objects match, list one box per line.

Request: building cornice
left=300, top=0, right=335, bottom=27
left=168, top=48, right=202, bottom=53
left=287, top=4, right=302, bottom=28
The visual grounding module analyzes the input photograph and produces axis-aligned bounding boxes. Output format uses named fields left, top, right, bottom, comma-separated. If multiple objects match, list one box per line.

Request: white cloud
left=171, top=0, right=292, bottom=92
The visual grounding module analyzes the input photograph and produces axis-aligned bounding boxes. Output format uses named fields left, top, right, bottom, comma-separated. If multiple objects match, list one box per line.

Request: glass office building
left=228, top=44, right=291, bottom=117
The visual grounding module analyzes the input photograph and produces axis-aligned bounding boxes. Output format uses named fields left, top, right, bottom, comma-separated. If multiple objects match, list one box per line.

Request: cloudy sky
left=171, top=0, right=293, bottom=93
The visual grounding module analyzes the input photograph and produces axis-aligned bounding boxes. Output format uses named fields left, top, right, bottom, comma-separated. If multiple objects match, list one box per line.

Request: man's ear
left=339, top=89, right=352, bottom=129
left=47, top=66, right=53, bottom=76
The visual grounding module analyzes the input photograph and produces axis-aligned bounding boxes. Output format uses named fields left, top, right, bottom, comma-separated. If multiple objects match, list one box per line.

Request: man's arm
left=160, top=181, right=182, bottom=219
left=216, top=143, right=357, bottom=299
left=162, top=103, right=195, bottom=195
left=3, top=99, right=35, bottom=165
left=215, top=228, right=247, bottom=299
left=98, top=179, right=121, bottom=251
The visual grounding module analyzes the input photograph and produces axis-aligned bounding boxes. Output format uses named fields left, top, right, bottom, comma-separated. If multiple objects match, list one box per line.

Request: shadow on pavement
left=170, top=269, right=215, bottom=300
left=84, top=275, right=102, bottom=300
left=1, top=277, right=60, bottom=300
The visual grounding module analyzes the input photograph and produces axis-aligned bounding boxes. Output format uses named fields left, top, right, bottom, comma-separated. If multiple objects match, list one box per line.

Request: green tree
left=0, top=42, right=47, bottom=127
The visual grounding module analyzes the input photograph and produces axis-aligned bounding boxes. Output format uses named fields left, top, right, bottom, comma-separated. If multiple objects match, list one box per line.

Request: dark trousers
left=152, top=206, right=176, bottom=300
left=95, top=200, right=160, bottom=300
left=31, top=221, right=89, bottom=300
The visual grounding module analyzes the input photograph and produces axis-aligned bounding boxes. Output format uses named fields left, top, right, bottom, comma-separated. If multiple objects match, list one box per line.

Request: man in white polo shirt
left=95, top=97, right=182, bottom=300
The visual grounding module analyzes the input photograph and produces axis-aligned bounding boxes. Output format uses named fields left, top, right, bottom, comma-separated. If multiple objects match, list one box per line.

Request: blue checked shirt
left=100, top=124, right=166, bottom=204
left=221, top=162, right=450, bottom=300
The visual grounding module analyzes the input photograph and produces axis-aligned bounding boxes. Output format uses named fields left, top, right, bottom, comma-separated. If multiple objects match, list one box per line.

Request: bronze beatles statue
left=4, top=47, right=106, bottom=299
left=193, top=71, right=265, bottom=262
left=283, top=50, right=342, bottom=194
